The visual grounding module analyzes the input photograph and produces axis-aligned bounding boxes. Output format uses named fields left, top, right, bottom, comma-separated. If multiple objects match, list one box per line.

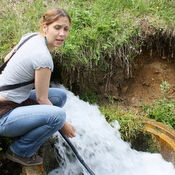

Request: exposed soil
left=122, top=49, right=175, bottom=111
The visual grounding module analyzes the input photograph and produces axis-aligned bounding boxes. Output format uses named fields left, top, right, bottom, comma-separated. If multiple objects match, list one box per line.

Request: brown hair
left=40, top=8, right=71, bottom=29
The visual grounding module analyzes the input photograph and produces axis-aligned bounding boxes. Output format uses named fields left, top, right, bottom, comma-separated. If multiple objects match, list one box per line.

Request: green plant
left=160, top=81, right=170, bottom=98
left=100, top=105, right=159, bottom=152
left=80, top=90, right=98, bottom=104
left=142, top=100, right=175, bottom=129
left=100, top=105, right=145, bottom=142
left=141, top=81, right=175, bottom=129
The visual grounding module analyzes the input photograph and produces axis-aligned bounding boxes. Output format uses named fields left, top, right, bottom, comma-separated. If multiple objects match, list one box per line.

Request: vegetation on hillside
left=1, top=0, right=175, bottom=75
left=140, top=81, right=175, bottom=129
left=1, top=0, right=175, bottom=151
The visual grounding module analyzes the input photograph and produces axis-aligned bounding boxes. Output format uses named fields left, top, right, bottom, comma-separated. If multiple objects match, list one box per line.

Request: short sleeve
left=31, top=46, right=54, bottom=72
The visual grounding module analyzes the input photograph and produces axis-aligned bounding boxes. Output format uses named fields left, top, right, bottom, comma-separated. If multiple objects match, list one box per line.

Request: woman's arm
left=35, top=68, right=76, bottom=137
left=34, top=67, right=52, bottom=105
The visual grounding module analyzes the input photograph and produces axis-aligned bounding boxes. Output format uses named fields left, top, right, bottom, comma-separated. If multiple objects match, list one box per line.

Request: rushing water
left=49, top=85, right=175, bottom=175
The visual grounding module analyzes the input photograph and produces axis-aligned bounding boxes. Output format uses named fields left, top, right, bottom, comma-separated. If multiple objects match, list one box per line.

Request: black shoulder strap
left=0, top=33, right=38, bottom=91
left=0, top=80, right=34, bottom=91
left=0, top=33, right=38, bottom=73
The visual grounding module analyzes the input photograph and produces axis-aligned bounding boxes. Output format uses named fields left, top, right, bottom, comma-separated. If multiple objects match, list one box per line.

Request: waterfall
left=49, top=85, right=175, bottom=175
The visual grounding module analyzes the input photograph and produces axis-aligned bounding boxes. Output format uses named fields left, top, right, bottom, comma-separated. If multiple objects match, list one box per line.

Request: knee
left=58, top=89, right=67, bottom=107
left=48, top=88, right=67, bottom=107
left=48, top=107, right=66, bottom=128
left=56, top=108, right=66, bottom=124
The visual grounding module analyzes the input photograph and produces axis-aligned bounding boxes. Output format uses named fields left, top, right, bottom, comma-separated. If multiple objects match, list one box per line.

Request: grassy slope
left=1, top=0, right=175, bottom=65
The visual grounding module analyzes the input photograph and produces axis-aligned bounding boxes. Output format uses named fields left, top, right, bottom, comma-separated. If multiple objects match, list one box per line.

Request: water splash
left=49, top=85, right=175, bottom=175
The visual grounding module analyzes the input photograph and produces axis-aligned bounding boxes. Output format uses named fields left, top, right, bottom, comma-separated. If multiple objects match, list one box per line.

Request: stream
left=49, top=85, right=175, bottom=175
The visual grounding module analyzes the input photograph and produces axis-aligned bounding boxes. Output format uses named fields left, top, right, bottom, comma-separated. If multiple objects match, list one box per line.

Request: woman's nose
left=59, top=29, right=65, bottom=36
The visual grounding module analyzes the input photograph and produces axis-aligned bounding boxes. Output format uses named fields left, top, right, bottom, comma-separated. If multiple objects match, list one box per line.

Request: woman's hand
left=61, top=122, right=76, bottom=138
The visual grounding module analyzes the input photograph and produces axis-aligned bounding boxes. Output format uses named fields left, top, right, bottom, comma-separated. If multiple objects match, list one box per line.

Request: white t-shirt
left=0, top=33, right=54, bottom=103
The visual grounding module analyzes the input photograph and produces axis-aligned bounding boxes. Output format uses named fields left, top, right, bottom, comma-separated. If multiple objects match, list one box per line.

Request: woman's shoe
left=5, top=147, right=43, bottom=166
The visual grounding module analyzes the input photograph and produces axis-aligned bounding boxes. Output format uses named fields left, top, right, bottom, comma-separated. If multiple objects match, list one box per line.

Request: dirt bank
left=122, top=48, right=175, bottom=110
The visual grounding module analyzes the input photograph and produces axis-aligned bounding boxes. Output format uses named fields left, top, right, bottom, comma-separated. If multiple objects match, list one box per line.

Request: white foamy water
left=49, top=85, right=175, bottom=175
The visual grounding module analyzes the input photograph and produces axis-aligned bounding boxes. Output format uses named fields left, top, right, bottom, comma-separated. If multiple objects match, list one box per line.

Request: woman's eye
left=64, top=28, right=69, bottom=31
left=55, top=26, right=60, bottom=30
left=54, top=25, right=69, bottom=31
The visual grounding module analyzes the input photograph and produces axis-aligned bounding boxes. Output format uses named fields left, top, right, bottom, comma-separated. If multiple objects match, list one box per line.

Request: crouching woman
left=0, top=8, right=76, bottom=166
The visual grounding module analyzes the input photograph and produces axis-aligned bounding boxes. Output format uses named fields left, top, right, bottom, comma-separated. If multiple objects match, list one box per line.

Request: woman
left=0, top=8, right=76, bottom=166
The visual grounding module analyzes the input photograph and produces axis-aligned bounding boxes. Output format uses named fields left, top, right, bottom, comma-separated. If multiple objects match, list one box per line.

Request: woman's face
left=43, top=16, right=70, bottom=51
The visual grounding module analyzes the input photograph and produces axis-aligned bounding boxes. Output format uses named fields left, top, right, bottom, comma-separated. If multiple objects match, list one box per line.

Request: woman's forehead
left=52, top=16, right=70, bottom=26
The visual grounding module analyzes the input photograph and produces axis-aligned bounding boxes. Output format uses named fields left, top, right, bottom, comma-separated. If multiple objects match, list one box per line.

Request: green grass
left=140, top=81, right=175, bottom=129
left=1, top=0, right=175, bottom=72
left=99, top=105, right=160, bottom=152
left=141, top=98, right=175, bottom=129
left=100, top=105, right=145, bottom=142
